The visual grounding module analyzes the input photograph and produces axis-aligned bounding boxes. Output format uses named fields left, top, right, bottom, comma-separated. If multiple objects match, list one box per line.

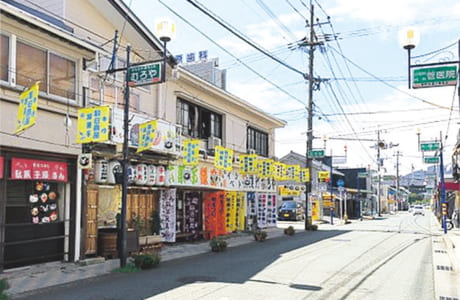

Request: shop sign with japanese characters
left=11, top=158, right=67, bottom=182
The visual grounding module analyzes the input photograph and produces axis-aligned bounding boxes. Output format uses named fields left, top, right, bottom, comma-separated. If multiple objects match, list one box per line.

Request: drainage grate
left=436, top=265, right=453, bottom=271
left=434, top=250, right=447, bottom=254
left=439, top=296, right=459, bottom=300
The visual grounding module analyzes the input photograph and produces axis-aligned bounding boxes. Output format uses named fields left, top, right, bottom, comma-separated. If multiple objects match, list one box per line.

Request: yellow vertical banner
left=15, top=83, right=39, bottom=134
left=236, top=192, right=246, bottom=231
left=225, top=191, right=237, bottom=232
left=258, top=159, right=274, bottom=178
left=183, top=139, right=200, bottom=165
left=137, top=120, right=157, bottom=153
left=239, top=154, right=258, bottom=175
left=76, top=106, right=110, bottom=144
left=286, top=165, right=300, bottom=181
left=273, top=162, right=286, bottom=180
left=300, top=168, right=310, bottom=182
left=214, top=146, right=234, bottom=171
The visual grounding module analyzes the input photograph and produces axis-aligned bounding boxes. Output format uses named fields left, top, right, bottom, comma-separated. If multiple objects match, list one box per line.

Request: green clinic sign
left=413, top=65, right=457, bottom=89
left=424, top=156, right=439, bottom=164
left=420, top=142, right=440, bottom=152
left=308, top=149, right=325, bottom=158
left=128, top=62, right=161, bottom=87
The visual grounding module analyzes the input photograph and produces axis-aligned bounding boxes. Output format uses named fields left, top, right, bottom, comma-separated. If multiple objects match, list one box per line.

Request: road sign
left=358, top=172, right=368, bottom=178
left=308, top=149, right=325, bottom=158
left=338, top=186, right=345, bottom=192
left=128, top=62, right=161, bottom=86
left=413, top=65, right=457, bottom=89
left=420, top=141, right=440, bottom=152
left=383, top=175, right=396, bottom=181
left=424, top=156, right=439, bottom=164
left=337, top=179, right=344, bottom=187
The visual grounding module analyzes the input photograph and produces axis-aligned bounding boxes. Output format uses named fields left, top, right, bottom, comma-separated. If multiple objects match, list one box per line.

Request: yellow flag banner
left=214, top=146, right=234, bottom=171
left=137, top=120, right=157, bottom=153
left=15, top=83, right=39, bottom=134
left=286, top=165, right=300, bottom=181
left=273, top=162, right=286, bottom=180
left=258, top=159, right=274, bottom=178
left=183, top=139, right=200, bottom=165
left=76, top=106, right=110, bottom=144
left=300, top=168, right=310, bottom=182
left=239, top=154, right=258, bottom=175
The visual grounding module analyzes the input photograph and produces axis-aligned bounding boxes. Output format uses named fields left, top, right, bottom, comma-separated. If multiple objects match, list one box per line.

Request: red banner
left=0, top=156, right=3, bottom=179
left=203, top=191, right=226, bottom=239
left=11, top=158, right=68, bottom=182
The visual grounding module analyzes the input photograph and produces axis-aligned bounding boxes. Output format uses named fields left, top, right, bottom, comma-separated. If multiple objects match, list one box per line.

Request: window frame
left=247, top=126, right=269, bottom=157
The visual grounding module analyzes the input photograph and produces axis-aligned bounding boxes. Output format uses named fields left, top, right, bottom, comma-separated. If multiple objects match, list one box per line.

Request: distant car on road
left=413, top=205, right=424, bottom=216
left=278, top=201, right=304, bottom=221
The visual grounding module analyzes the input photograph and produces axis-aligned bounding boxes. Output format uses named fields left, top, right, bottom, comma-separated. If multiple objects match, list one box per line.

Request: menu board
left=256, top=193, right=277, bottom=229
left=160, top=188, right=176, bottom=242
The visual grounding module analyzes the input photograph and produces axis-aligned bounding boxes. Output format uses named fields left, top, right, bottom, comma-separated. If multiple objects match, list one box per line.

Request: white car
left=413, top=205, right=425, bottom=216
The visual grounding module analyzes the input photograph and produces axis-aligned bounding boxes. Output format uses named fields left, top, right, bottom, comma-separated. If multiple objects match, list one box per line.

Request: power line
left=256, top=0, right=298, bottom=41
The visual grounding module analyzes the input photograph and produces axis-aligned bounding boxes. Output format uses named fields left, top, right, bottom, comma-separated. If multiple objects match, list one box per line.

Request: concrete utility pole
left=377, top=130, right=381, bottom=217
left=304, top=0, right=315, bottom=230
left=395, top=150, right=401, bottom=211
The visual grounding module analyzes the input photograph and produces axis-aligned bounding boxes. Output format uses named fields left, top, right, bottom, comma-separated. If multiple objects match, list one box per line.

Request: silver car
left=413, top=205, right=424, bottom=216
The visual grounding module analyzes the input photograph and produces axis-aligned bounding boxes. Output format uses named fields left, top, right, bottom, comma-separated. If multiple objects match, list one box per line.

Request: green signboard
left=308, top=149, right=325, bottom=158
left=128, top=62, right=162, bottom=86
left=413, top=65, right=457, bottom=89
left=383, top=175, right=396, bottom=181
left=424, top=156, right=439, bottom=164
left=420, top=142, right=440, bottom=152
left=358, top=172, right=368, bottom=178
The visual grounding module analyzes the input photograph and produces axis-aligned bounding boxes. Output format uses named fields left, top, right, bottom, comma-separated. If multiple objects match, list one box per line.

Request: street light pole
left=377, top=130, right=381, bottom=217
left=330, top=149, right=334, bottom=225
left=439, top=131, right=447, bottom=234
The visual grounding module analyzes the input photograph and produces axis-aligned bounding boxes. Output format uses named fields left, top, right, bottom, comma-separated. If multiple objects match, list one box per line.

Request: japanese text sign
left=258, top=159, right=274, bottom=178
left=183, top=139, right=200, bottom=165
left=77, top=106, right=110, bottom=144
left=15, top=83, right=39, bottom=134
left=273, top=162, right=286, bottom=180
left=214, top=146, right=233, bottom=171
left=286, top=165, right=300, bottom=181
left=0, top=156, right=3, bottom=179
left=300, top=168, right=310, bottom=182
left=239, top=154, right=258, bottom=175
left=137, top=120, right=157, bottom=153
left=11, top=158, right=67, bottom=182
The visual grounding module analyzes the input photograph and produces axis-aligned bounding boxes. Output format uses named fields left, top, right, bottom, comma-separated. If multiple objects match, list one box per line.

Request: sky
left=126, top=0, right=460, bottom=177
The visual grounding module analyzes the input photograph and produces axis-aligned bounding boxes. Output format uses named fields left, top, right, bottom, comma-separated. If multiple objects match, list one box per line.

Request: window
left=247, top=127, right=268, bottom=157
left=0, top=34, right=8, bottom=81
left=16, top=40, right=76, bottom=100
left=176, top=98, right=222, bottom=139
left=89, top=78, right=139, bottom=111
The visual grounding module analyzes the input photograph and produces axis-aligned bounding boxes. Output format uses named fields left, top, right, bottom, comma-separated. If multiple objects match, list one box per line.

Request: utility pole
left=377, top=130, right=381, bottom=217
left=395, top=151, right=400, bottom=211
left=439, top=131, right=447, bottom=234
left=304, top=0, right=315, bottom=230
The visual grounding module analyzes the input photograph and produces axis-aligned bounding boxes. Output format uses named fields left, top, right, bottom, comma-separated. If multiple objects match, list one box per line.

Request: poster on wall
left=256, top=193, right=277, bottom=228
left=29, top=181, right=59, bottom=224
left=183, top=192, right=201, bottom=239
left=160, top=188, right=176, bottom=242
left=246, top=192, right=257, bottom=231
left=266, top=193, right=277, bottom=227
left=203, top=191, right=226, bottom=239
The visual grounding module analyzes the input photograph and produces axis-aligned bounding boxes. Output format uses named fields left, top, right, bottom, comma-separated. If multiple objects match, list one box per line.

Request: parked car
left=413, top=205, right=425, bottom=216
left=278, top=201, right=304, bottom=221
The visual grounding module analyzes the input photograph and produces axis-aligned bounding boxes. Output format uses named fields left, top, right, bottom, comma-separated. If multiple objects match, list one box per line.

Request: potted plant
left=254, top=229, right=267, bottom=242
left=306, top=224, right=318, bottom=231
left=209, top=236, right=227, bottom=252
left=284, top=226, right=295, bottom=236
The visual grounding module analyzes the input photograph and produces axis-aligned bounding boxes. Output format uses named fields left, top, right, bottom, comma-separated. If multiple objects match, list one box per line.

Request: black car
left=278, top=201, right=304, bottom=221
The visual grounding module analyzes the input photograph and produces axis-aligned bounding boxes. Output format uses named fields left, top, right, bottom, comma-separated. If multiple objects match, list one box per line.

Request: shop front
left=0, top=150, right=76, bottom=270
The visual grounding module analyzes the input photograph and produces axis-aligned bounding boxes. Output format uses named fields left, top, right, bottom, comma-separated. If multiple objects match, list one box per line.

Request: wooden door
left=85, top=190, right=98, bottom=255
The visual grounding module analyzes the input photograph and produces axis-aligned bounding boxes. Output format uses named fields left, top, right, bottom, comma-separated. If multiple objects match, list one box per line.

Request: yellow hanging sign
left=273, top=162, right=286, bottom=180
left=239, top=154, right=258, bottom=175
left=76, top=106, right=110, bottom=144
left=137, top=120, right=157, bottom=153
left=258, top=159, right=274, bottom=178
left=183, top=139, right=200, bottom=165
left=215, top=146, right=233, bottom=171
left=300, top=168, right=310, bottom=182
left=15, top=83, right=39, bottom=134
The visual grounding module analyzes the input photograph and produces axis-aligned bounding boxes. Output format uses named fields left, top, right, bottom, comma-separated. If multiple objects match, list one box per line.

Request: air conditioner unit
left=207, top=136, right=221, bottom=150
left=248, top=148, right=256, bottom=154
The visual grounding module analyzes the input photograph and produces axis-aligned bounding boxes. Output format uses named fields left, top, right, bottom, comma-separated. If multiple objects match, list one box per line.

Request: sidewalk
left=431, top=213, right=460, bottom=300
left=1, top=227, right=286, bottom=298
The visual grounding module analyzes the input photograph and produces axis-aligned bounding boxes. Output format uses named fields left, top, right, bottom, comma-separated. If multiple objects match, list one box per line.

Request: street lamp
left=155, top=18, right=176, bottom=83
left=399, top=27, right=420, bottom=89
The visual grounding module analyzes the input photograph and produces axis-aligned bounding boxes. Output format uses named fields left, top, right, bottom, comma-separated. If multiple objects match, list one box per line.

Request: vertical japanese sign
left=214, top=146, right=233, bottom=171
left=183, top=139, right=200, bottom=165
left=273, top=162, right=286, bottom=181
left=160, top=188, right=176, bottom=242
left=300, top=168, right=310, bottom=182
left=137, top=120, right=157, bottom=153
left=15, top=83, right=39, bottom=134
left=239, top=154, right=258, bottom=175
left=76, top=106, right=110, bottom=144
left=286, top=165, right=300, bottom=182
left=258, top=159, right=273, bottom=178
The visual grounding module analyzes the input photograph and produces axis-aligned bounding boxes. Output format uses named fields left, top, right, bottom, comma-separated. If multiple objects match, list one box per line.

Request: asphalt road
left=15, top=211, right=435, bottom=300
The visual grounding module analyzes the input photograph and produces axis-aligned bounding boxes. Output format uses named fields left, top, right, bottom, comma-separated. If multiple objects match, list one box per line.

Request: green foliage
left=209, top=236, right=227, bottom=252
left=408, top=193, right=424, bottom=203
left=131, top=215, right=145, bottom=235
left=284, top=226, right=295, bottom=236
left=254, top=229, right=267, bottom=242
left=0, top=279, right=8, bottom=300
left=133, top=253, right=161, bottom=270
left=150, top=210, right=161, bottom=235
left=113, top=263, right=139, bottom=273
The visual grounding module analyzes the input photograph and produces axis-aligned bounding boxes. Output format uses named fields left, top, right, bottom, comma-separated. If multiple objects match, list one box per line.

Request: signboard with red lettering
left=0, top=156, right=3, bottom=179
left=11, top=158, right=68, bottom=182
